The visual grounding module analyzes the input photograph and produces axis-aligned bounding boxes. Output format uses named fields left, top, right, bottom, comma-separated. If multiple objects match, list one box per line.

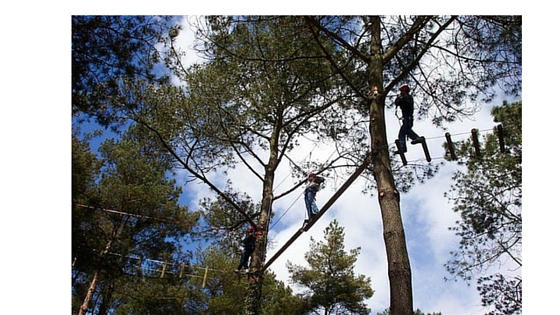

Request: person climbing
left=235, top=225, right=256, bottom=273
left=394, top=84, right=424, bottom=153
left=304, top=173, right=324, bottom=222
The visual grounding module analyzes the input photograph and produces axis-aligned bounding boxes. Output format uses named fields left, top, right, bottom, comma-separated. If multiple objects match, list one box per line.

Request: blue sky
left=3, top=12, right=541, bottom=314
left=162, top=16, right=522, bottom=314
left=244, top=108, right=505, bottom=314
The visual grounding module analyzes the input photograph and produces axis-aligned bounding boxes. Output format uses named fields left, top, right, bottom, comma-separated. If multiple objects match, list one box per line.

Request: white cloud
left=175, top=16, right=204, bottom=68
left=218, top=102, right=504, bottom=314
left=173, top=22, right=518, bottom=314
left=176, top=97, right=508, bottom=314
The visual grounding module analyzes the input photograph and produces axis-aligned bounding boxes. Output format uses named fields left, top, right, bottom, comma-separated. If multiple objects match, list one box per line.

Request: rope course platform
left=73, top=251, right=226, bottom=288
left=394, top=125, right=505, bottom=165
left=74, top=124, right=508, bottom=284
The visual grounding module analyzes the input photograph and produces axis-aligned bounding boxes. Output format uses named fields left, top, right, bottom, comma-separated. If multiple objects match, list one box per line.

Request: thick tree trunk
left=244, top=181, right=271, bottom=315
left=368, top=16, right=414, bottom=315
left=244, top=125, right=280, bottom=315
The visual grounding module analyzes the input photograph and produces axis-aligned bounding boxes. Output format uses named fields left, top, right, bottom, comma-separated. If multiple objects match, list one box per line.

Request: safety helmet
left=248, top=226, right=255, bottom=232
left=400, top=85, right=410, bottom=93
left=309, top=173, right=316, bottom=178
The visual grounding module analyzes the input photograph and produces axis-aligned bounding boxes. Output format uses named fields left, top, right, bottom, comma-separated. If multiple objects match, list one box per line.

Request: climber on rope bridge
left=304, top=172, right=325, bottom=224
left=234, top=225, right=258, bottom=274
left=394, top=84, right=425, bottom=154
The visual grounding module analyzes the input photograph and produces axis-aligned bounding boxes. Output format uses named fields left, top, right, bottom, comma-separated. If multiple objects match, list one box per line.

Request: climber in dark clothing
left=235, top=226, right=256, bottom=273
left=395, top=84, right=424, bottom=153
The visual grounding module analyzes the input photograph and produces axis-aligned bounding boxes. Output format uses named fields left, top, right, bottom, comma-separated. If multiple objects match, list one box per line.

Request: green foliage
left=198, top=188, right=261, bottom=246
left=111, top=275, right=195, bottom=315
left=188, top=245, right=248, bottom=315
left=477, top=274, right=522, bottom=315
left=72, top=15, right=177, bottom=127
left=287, top=220, right=374, bottom=315
left=72, top=132, right=102, bottom=203
left=457, top=16, right=522, bottom=97
left=260, top=276, right=304, bottom=315
left=72, top=15, right=522, bottom=315
left=72, top=134, right=105, bottom=275
left=150, top=244, right=304, bottom=315
left=179, top=16, right=354, bottom=165
left=72, top=126, right=200, bottom=314
left=445, top=101, right=522, bottom=314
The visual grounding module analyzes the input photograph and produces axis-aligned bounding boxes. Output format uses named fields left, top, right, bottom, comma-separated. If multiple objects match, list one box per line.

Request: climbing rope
left=269, top=189, right=305, bottom=230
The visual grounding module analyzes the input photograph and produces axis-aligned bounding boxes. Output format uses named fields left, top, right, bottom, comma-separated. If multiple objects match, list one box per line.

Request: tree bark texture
left=244, top=123, right=281, bottom=315
left=368, top=16, right=414, bottom=315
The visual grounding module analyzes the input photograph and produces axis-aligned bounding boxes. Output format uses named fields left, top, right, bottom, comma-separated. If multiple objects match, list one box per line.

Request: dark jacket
left=242, top=232, right=256, bottom=251
left=395, top=94, right=414, bottom=118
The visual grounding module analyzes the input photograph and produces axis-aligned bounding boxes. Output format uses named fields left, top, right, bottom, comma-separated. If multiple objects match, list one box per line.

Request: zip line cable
left=269, top=189, right=305, bottom=230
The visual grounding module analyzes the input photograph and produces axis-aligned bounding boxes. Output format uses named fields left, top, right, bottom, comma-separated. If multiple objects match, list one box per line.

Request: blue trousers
left=304, top=187, right=319, bottom=218
left=398, top=116, right=419, bottom=152
left=237, top=248, right=254, bottom=270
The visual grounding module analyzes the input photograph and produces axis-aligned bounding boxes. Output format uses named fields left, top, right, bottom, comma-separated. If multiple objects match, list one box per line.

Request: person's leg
left=244, top=249, right=254, bottom=270
left=398, top=125, right=407, bottom=153
left=241, top=252, right=248, bottom=269
left=307, top=189, right=319, bottom=215
left=241, top=251, right=250, bottom=270
left=304, top=188, right=314, bottom=217
left=311, top=195, right=319, bottom=215
left=404, top=116, right=421, bottom=142
left=237, top=252, right=246, bottom=271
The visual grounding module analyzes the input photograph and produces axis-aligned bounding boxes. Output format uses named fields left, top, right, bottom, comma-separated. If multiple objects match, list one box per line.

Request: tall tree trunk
left=78, top=219, right=123, bottom=315
left=368, top=16, right=413, bottom=315
left=244, top=123, right=281, bottom=315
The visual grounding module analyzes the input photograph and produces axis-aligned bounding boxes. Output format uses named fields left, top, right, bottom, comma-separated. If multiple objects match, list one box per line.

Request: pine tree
left=445, top=101, right=522, bottom=314
left=72, top=15, right=521, bottom=315
left=72, top=15, right=175, bottom=126
left=71, top=126, right=198, bottom=315
left=287, top=220, right=374, bottom=315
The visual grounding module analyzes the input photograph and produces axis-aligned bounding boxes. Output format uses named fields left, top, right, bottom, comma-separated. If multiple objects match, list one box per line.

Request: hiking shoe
left=411, top=137, right=425, bottom=145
